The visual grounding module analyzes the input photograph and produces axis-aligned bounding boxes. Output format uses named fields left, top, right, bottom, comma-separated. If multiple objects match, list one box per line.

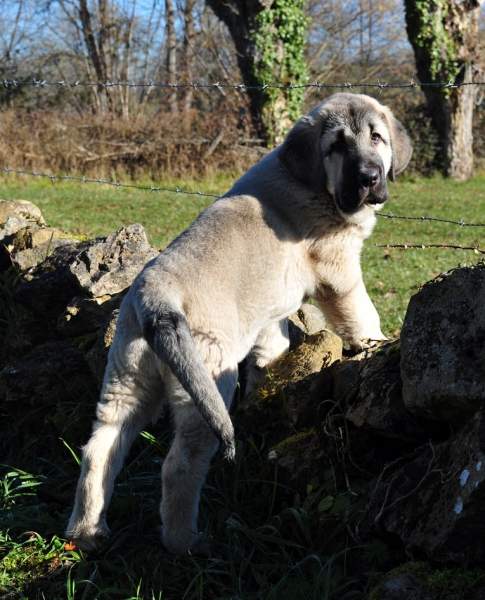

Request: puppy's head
left=278, top=93, right=412, bottom=214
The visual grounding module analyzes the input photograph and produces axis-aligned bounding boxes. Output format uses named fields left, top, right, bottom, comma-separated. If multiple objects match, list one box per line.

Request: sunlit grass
left=1, top=171, right=485, bottom=598
left=1, top=171, right=484, bottom=336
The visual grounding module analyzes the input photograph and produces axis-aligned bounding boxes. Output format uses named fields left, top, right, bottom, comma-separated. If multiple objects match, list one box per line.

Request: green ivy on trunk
left=253, top=0, right=309, bottom=146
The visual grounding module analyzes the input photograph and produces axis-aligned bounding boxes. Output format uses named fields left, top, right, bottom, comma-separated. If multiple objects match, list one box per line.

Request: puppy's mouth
left=362, top=186, right=388, bottom=207
left=336, top=185, right=388, bottom=214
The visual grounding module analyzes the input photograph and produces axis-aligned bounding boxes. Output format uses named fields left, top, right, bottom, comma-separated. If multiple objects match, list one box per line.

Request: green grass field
left=1, top=172, right=485, bottom=599
left=1, top=172, right=484, bottom=336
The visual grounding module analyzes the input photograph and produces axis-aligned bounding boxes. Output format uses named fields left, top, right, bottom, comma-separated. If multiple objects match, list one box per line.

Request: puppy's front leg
left=244, top=320, right=290, bottom=395
left=316, top=278, right=386, bottom=349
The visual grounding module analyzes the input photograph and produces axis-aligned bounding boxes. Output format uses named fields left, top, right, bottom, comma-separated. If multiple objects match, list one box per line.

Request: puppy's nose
left=358, top=166, right=380, bottom=188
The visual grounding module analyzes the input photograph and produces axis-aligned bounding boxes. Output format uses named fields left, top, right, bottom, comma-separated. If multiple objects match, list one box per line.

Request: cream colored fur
left=66, top=93, right=412, bottom=554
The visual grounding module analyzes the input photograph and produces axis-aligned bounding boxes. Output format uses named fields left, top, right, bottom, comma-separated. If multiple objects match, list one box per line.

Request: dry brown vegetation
left=2, top=91, right=484, bottom=182
left=0, top=102, right=271, bottom=181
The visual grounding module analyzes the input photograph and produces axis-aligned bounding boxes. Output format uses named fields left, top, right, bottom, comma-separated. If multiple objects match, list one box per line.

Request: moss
left=386, top=341, right=401, bottom=357
left=57, top=233, right=88, bottom=242
left=71, top=332, right=98, bottom=353
left=370, top=561, right=485, bottom=600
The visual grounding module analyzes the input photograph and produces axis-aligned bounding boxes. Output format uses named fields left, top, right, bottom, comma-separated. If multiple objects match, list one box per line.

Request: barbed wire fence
left=2, top=78, right=485, bottom=91
left=1, top=77, right=485, bottom=253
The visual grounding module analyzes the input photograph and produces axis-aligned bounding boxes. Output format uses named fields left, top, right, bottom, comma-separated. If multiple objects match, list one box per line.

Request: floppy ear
left=383, top=108, right=413, bottom=182
left=278, top=112, right=325, bottom=192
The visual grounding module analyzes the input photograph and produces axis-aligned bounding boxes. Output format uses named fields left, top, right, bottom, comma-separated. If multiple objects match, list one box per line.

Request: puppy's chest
left=305, top=234, right=362, bottom=286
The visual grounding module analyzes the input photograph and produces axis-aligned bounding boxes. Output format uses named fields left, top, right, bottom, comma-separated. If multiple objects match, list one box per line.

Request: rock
left=291, top=303, right=327, bottom=335
left=238, top=330, right=342, bottom=438
left=401, top=264, right=485, bottom=424
left=0, top=216, right=33, bottom=243
left=345, top=343, right=427, bottom=442
left=13, top=241, right=85, bottom=318
left=0, top=201, right=74, bottom=272
left=12, top=225, right=70, bottom=252
left=0, top=199, right=46, bottom=225
left=289, top=303, right=328, bottom=349
left=0, top=317, right=61, bottom=364
left=267, top=429, right=327, bottom=495
left=333, top=352, right=366, bottom=400
left=86, top=309, right=120, bottom=389
left=365, top=409, right=485, bottom=564
left=375, top=572, right=424, bottom=600
left=68, top=223, right=158, bottom=297
left=0, top=341, right=96, bottom=441
left=57, top=294, right=124, bottom=337
left=13, top=224, right=156, bottom=318
left=13, top=237, right=80, bottom=271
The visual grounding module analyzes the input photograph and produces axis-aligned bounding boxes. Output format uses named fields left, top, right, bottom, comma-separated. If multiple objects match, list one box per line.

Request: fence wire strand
left=2, top=166, right=484, bottom=228
left=2, top=78, right=485, bottom=92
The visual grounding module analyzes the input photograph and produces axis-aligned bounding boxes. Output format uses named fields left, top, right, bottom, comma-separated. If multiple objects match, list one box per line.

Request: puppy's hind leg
left=161, top=367, right=238, bottom=554
left=66, top=353, right=162, bottom=552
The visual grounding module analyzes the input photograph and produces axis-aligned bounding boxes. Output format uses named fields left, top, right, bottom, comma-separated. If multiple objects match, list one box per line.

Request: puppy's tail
left=142, top=303, right=235, bottom=459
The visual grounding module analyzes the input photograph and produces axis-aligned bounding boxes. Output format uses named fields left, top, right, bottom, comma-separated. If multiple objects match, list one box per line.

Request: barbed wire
left=2, top=78, right=485, bottom=92
left=2, top=166, right=485, bottom=228
left=0, top=167, right=220, bottom=198
left=376, top=243, right=485, bottom=254
left=376, top=212, right=485, bottom=227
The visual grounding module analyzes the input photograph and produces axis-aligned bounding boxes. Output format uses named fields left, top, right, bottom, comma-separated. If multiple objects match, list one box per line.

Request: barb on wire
left=2, top=166, right=485, bottom=228
left=376, top=243, right=485, bottom=254
left=1, top=78, right=485, bottom=91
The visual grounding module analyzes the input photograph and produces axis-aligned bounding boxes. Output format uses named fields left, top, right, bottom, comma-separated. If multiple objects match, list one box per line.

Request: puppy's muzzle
left=358, top=163, right=380, bottom=189
left=358, top=161, right=388, bottom=207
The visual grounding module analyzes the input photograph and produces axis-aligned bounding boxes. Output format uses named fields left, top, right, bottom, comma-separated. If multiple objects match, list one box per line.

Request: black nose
left=358, top=166, right=380, bottom=188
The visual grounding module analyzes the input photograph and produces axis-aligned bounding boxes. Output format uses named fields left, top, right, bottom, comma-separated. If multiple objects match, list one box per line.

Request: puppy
left=66, top=92, right=412, bottom=554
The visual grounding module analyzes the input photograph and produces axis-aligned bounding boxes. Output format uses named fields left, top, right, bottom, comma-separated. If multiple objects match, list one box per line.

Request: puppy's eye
left=331, top=140, right=344, bottom=152
left=371, top=132, right=382, bottom=143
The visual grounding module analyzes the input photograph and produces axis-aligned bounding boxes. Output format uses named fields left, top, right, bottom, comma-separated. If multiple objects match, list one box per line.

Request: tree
left=305, top=0, right=414, bottom=85
left=180, top=0, right=196, bottom=113
left=166, top=0, right=178, bottom=115
left=404, top=0, right=485, bottom=179
left=205, top=0, right=309, bottom=145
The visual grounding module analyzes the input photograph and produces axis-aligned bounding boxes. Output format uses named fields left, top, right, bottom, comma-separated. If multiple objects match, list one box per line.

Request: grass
left=1, top=170, right=485, bottom=598
left=1, top=171, right=484, bottom=336
left=0, top=421, right=369, bottom=599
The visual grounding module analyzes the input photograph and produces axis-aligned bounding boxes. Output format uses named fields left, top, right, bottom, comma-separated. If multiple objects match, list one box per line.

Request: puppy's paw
left=350, top=335, right=387, bottom=351
left=220, top=422, right=236, bottom=461
left=161, top=525, right=201, bottom=555
left=363, top=337, right=387, bottom=349
left=223, top=439, right=236, bottom=462
left=65, top=522, right=110, bottom=553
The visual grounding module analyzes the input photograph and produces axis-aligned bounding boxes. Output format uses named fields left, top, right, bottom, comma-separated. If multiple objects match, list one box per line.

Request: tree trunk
left=78, top=0, right=112, bottom=112
left=403, top=0, right=484, bottom=179
left=181, top=0, right=196, bottom=113
left=205, top=0, right=268, bottom=138
left=165, top=0, right=178, bottom=116
left=205, top=0, right=308, bottom=145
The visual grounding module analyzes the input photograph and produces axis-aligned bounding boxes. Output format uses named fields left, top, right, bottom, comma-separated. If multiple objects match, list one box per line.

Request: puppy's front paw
left=350, top=335, right=387, bottom=351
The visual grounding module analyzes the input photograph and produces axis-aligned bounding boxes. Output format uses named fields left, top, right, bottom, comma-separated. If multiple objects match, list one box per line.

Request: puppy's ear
left=278, top=112, right=325, bottom=191
left=383, top=109, right=413, bottom=182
